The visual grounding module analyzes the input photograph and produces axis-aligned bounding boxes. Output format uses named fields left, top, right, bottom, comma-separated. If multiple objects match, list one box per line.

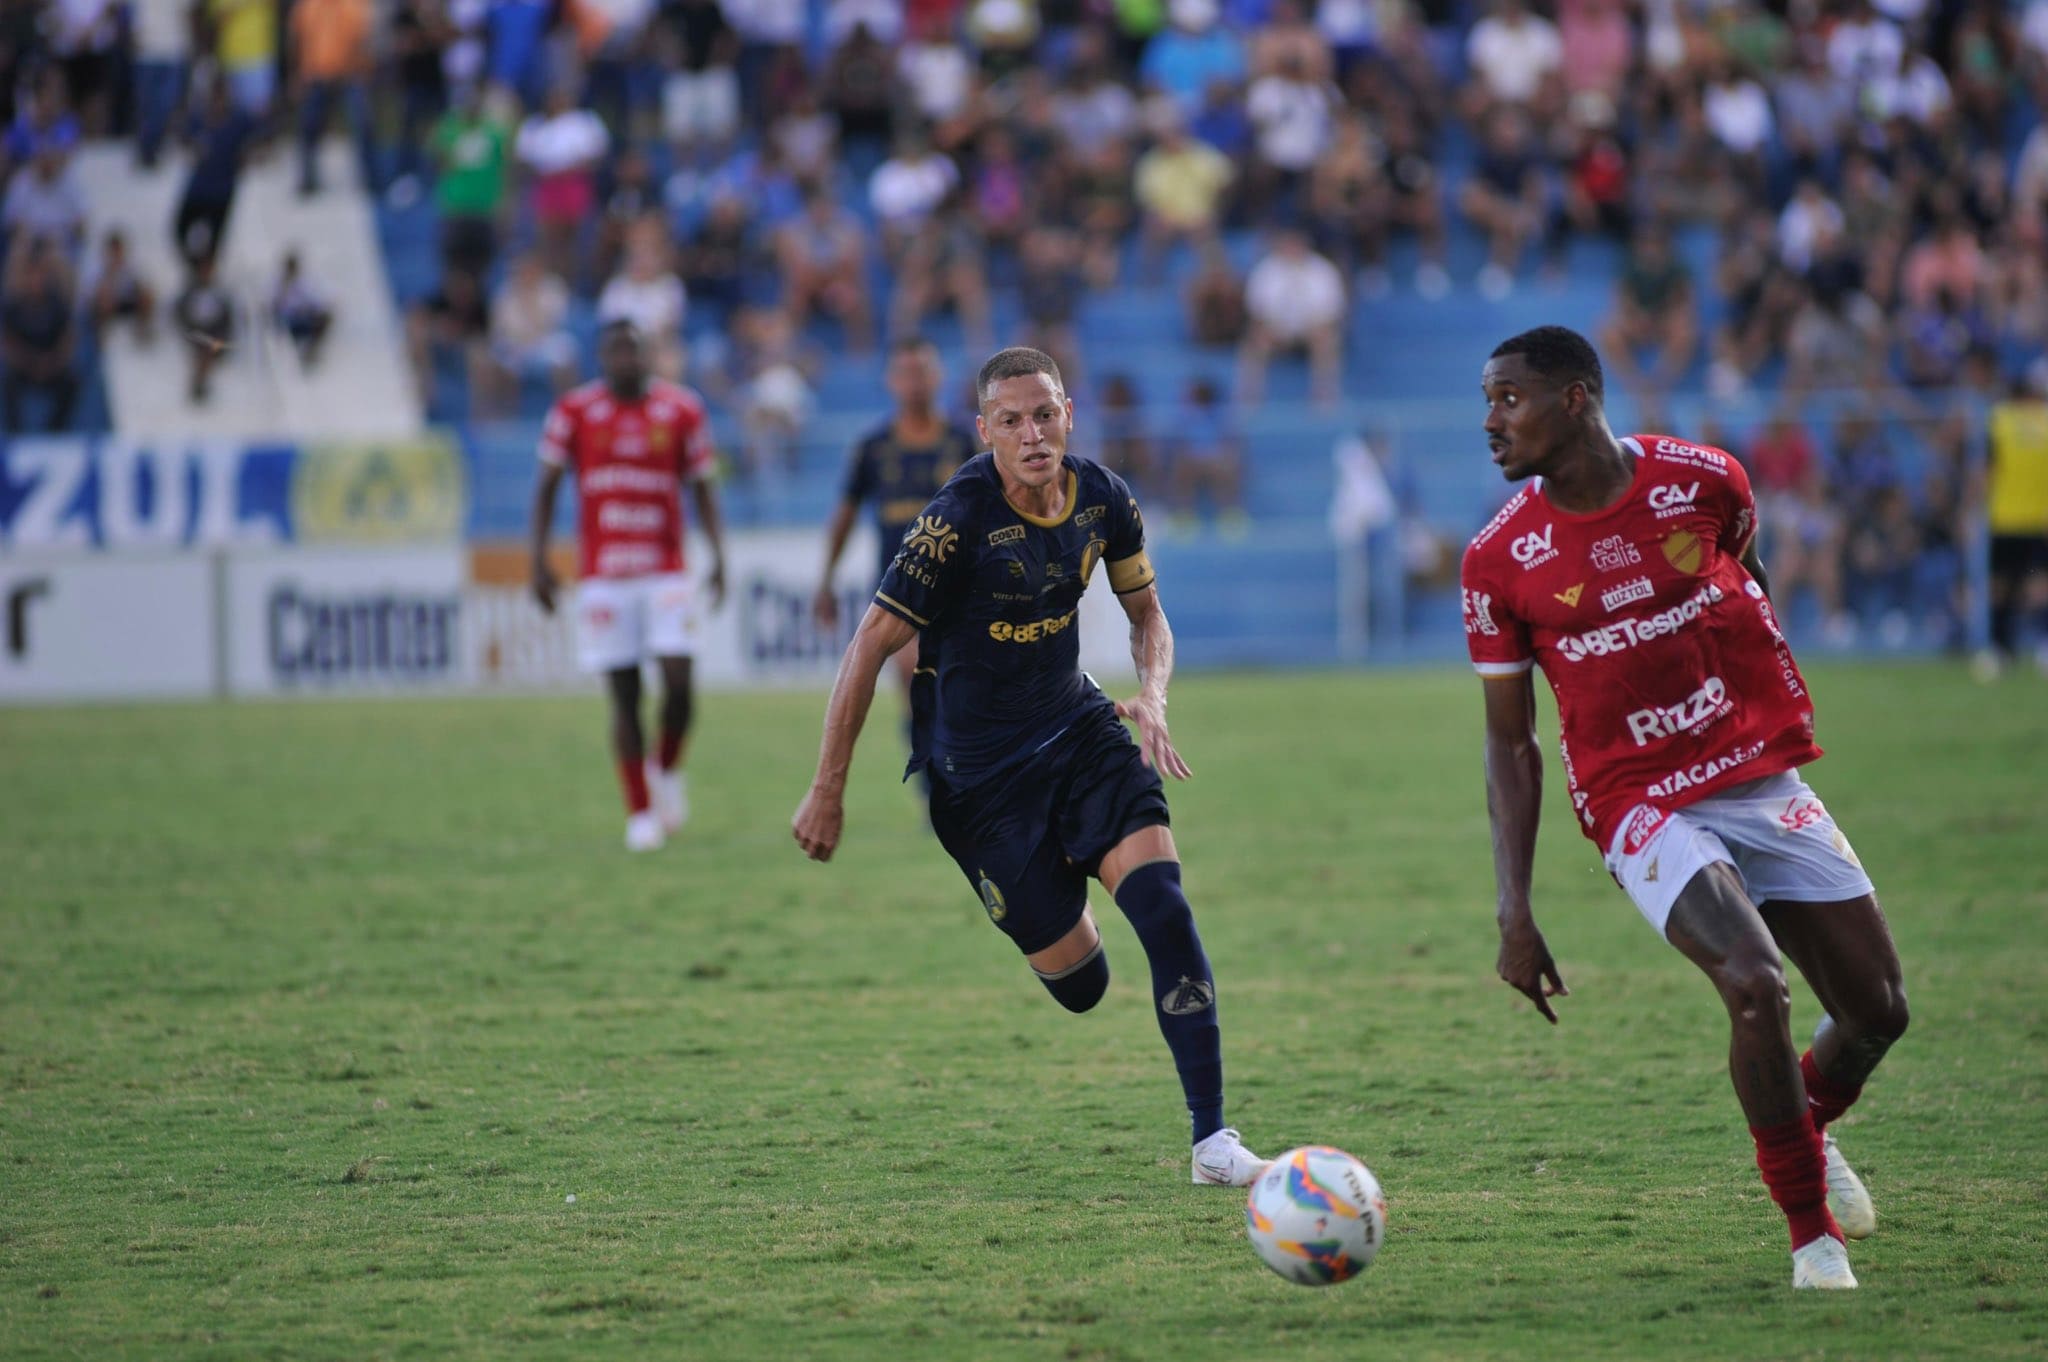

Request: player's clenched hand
left=1497, top=919, right=1569, bottom=1024
left=706, top=560, right=728, bottom=612
left=812, top=586, right=839, bottom=630
left=1114, top=696, right=1194, bottom=781
left=531, top=561, right=558, bottom=615
left=792, top=785, right=845, bottom=861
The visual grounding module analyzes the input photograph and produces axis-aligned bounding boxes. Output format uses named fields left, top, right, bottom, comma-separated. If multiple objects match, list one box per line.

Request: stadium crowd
left=0, top=0, right=2044, bottom=656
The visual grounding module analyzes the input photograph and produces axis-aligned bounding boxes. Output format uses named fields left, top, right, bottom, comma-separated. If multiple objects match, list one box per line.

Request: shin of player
left=1463, top=326, right=1908, bottom=1289
left=792, top=346, right=1262, bottom=1185
left=530, top=320, right=728, bottom=850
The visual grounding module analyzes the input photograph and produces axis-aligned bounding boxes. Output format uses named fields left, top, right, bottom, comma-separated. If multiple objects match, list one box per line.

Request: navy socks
left=1114, top=861, right=1225, bottom=1143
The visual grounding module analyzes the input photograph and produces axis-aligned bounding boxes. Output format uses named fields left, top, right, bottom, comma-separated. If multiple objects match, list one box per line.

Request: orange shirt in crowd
left=292, top=0, right=372, bottom=82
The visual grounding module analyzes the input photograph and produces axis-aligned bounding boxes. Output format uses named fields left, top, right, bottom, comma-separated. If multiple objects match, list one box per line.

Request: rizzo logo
left=1600, top=577, right=1655, bottom=612
left=1463, top=588, right=1499, bottom=636
left=1510, top=524, right=1558, bottom=568
left=1622, top=806, right=1670, bottom=856
left=1624, top=675, right=1733, bottom=748
left=1590, top=534, right=1641, bottom=572
left=1778, top=797, right=1826, bottom=834
left=1649, top=482, right=1700, bottom=518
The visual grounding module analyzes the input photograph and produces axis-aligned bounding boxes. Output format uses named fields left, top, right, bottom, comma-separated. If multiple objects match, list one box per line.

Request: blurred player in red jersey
left=530, top=319, right=728, bottom=851
left=1461, top=327, right=1908, bottom=1291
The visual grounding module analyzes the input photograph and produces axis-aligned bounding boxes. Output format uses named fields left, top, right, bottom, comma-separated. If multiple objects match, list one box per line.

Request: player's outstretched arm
left=690, top=478, right=729, bottom=610
left=1481, top=671, right=1568, bottom=1024
left=528, top=462, right=565, bottom=614
left=1113, top=584, right=1193, bottom=781
left=793, top=603, right=919, bottom=862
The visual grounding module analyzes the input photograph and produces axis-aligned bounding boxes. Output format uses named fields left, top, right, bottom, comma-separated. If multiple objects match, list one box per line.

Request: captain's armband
left=1107, top=551, right=1155, bottom=594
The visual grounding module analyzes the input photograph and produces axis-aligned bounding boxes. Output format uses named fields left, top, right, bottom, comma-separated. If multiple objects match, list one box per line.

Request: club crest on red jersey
left=1661, top=529, right=1705, bottom=575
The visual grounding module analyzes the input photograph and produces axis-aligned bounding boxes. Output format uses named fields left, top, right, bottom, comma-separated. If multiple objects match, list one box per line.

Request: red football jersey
left=1460, top=434, right=1822, bottom=848
left=538, top=380, right=716, bottom=580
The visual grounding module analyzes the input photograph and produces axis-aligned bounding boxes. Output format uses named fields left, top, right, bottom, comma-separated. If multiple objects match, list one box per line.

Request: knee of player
left=1715, top=951, right=1790, bottom=1025
left=1035, top=946, right=1109, bottom=1013
left=1858, top=978, right=1910, bottom=1043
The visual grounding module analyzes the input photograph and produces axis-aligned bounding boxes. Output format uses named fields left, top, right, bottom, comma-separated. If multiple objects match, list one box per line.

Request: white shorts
left=575, top=573, right=699, bottom=673
left=1604, top=772, right=1875, bottom=939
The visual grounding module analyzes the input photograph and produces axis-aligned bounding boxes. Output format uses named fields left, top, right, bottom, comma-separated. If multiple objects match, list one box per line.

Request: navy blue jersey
left=842, top=420, right=978, bottom=575
left=874, top=453, right=1156, bottom=788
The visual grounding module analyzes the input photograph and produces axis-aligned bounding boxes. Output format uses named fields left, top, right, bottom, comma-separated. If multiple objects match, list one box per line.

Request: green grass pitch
left=2, top=665, right=2044, bottom=1360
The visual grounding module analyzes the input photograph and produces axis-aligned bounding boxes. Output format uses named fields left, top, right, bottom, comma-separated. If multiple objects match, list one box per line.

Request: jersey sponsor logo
left=1005, top=560, right=1027, bottom=579
left=1462, top=588, right=1499, bottom=636
left=1555, top=583, right=1723, bottom=661
left=1648, top=482, right=1701, bottom=518
left=989, top=607, right=1077, bottom=644
left=1660, top=529, right=1705, bottom=575
left=904, top=515, right=959, bottom=562
left=1644, top=740, right=1766, bottom=801
left=597, top=501, right=668, bottom=533
left=1732, top=507, right=1753, bottom=548
left=1624, top=675, right=1733, bottom=748
left=1160, top=975, right=1216, bottom=1016
left=1554, top=583, right=1584, bottom=607
left=1621, top=805, right=1670, bottom=856
left=1469, top=490, right=1528, bottom=549
left=1080, top=538, right=1107, bottom=586
left=1778, top=796, right=1826, bottom=834
left=1600, top=577, right=1655, bottom=612
left=1652, top=438, right=1728, bottom=470
left=1510, top=524, right=1558, bottom=568
left=1590, top=534, right=1642, bottom=572
left=987, top=524, right=1026, bottom=546
left=1074, top=503, right=1107, bottom=528
left=582, top=465, right=677, bottom=495
left=1644, top=858, right=1659, bottom=882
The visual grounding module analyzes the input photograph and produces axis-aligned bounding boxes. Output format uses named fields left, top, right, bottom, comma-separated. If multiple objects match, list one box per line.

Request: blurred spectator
left=1, top=239, right=78, bottom=430
left=661, top=0, right=741, bottom=149
left=1460, top=104, right=1548, bottom=300
left=1171, top=377, right=1246, bottom=526
left=1701, top=56, right=1773, bottom=193
left=174, top=82, right=256, bottom=265
left=517, top=87, right=611, bottom=282
left=173, top=250, right=235, bottom=405
left=824, top=18, right=897, bottom=173
left=870, top=132, right=959, bottom=258
left=1252, top=0, right=1334, bottom=83
left=1552, top=115, right=1631, bottom=257
left=407, top=266, right=491, bottom=411
left=272, top=250, right=336, bottom=368
left=965, top=0, right=1039, bottom=75
left=734, top=306, right=816, bottom=480
left=8, top=68, right=81, bottom=175
left=484, top=251, right=577, bottom=414
left=598, top=216, right=688, bottom=382
left=3, top=147, right=86, bottom=257
left=430, top=85, right=510, bottom=278
left=967, top=124, right=1028, bottom=257
left=767, top=85, right=836, bottom=182
left=593, top=148, right=662, bottom=283
left=1842, top=484, right=1921, bottom=645
left=580, top=0, right=660, bottom=140
left=1307, top=111, right=1375, bottom=279
left=1141, top=0, right=1246, bottom=120
left=825, top=0, right=904, bottom=47
left=1184, top=238, right=1246, bottom=347
left=1599, top=222, right=1698, bottom=396
left=1982, top=371, right=2048, bottom=675
left=888, top=203, right=992, bottom=350
left=48, top=0, right=120, bottom=135
left=1462, top=0, right=1562, bottom=121
left=1061, top=137, right=1136, bottom=289
left=203, top=0, right=281, bottom=119
left=775, top=185, right=876, bottom=352
left=1777, top=177, right=1844, bottom=275
left=899, top=8, right=977, bottom=130
left=681, top=192, right=755, bottom=328
left=83, top=230, right=157, bottom=345
left=1244, top=47, right=1334, bottom=215
left=1784, top=221, right=1886, bottom=393
left=1773, top=39, right=1854, bottom=180
left=1016, top=227, right=1084, bottom=392
left=1556, top=0, right=1631, bottom=106
left=291, top=0, right=376, bottom=196
left=131, top=0, right=193, bottom=168
left=1367, top=104, right=1450, bottom=298
left=1827, top=0, right=1905, bottom=89
left=384, top=0, right=450, bottom=202
left=1864, top=40, right=1952, bottom=131
left=484, top=0, right=554, bottom=110
left=1238, top=226, right=1344, bottom=405
left=1051, top=28, right=1140, bottom=156
left=1096, top=372, right=1160, bottom=491
left=1900, top=197, right=1986, bottom=313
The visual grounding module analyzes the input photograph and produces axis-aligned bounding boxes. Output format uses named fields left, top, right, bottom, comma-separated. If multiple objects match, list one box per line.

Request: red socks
left=656, top=728, right=683, bottom=771
left=1751, top=1115, right=1842, bottom=1249
left=1801, top=1050, right=1863, bottom=1132
left=616, top=758, right=650, bottom=814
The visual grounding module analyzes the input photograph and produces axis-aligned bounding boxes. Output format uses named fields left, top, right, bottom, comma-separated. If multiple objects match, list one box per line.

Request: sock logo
left=1160, top=975, right=1215, bottom=1016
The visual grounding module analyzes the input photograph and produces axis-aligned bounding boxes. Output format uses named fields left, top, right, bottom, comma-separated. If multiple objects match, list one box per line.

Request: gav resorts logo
left=1510, top=524, right=1557, bottom=568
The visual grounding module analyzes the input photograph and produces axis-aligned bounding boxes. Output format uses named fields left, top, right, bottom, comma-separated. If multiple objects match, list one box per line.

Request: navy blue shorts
left=928, top=705, right=1170, bottom=955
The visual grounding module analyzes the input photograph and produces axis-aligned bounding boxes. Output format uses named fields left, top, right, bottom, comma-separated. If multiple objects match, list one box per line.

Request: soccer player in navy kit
left=792, top=346, right=1268, bottom=1186
left=811, top=337, right=977, bottom=700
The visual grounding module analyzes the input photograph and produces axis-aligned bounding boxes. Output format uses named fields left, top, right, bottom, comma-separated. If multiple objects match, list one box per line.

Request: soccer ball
left=1245, top=1145, right=1387, bottom=1286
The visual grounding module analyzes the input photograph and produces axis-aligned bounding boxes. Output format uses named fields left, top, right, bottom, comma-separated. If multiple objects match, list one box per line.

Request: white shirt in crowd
left=1466, top=12, right=1563, bottom=106
left=132, top=0, right=191, bottom=60
left=869, top=151, right=959, bottom=226
left=1247, top=247, right=1346, bottom=341
left=1826, top=15, right=1904, bottom=87
left=726, top=0, right=806, bottom=43
left=1777, top=191, right=1845, bottom=274
left=516, top=109, right=610, bottom=175
left=901, top=40, right=975, bottom=123
left=597, top=271, right=687, bottom=343
left=1704, top=76, right=1774, bottom=155
left=1245, top=75, right=1333, bottom=172
left=1864, top=55, right=1952, bottom=127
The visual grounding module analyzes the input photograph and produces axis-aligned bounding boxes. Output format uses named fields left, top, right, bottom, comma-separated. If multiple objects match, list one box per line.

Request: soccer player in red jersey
left=1461, top=327, right=1908, bottom=1290
left=530, top=319, right=728, bottom=851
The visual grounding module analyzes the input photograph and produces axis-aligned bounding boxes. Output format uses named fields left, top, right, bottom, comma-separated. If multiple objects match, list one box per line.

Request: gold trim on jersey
left=875, top=592, right=930, bottom=627
left=1108, top=550, right=1156, bottom=594
left=1004, top=470, right=1079, bottom=528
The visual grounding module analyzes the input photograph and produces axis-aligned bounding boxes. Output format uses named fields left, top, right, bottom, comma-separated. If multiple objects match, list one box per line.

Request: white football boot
left=1791, top=1234, right=1857, bottom=1290
left=1191, top=1128, right=1268, bottom=1186
left=624, top=810, right=666, bottom=852
left=1822, top=1131, right=1876, bottom=1240
left=647, top=763, right=689, bottom=833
